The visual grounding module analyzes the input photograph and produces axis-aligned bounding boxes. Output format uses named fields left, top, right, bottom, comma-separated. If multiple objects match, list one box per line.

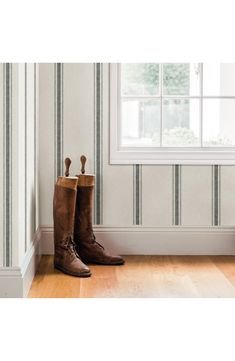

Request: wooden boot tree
left=77, top=155, right=95, bottom=187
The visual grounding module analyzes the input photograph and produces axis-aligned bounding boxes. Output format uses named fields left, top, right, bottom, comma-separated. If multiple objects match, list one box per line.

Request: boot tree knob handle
left=80, top=155, right=86, bottom=174
left=65, top=158, right=71, bottom=177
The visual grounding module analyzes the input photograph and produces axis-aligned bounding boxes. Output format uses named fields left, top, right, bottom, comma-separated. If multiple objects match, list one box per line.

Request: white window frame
left=110, top=63, right=235, bottom=165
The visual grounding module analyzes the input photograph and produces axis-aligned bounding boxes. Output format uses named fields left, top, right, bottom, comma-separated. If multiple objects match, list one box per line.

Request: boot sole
left=82, top=260, right=125, bottom=266
left=54, top=264, right=91, bottom=277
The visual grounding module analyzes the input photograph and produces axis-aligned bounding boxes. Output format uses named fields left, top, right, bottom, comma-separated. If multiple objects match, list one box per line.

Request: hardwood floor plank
left=212, top=256, right=235, bottom=288
left=28, top=255, right=235, bottom=298
left=171, top=256, right=235, bottom=298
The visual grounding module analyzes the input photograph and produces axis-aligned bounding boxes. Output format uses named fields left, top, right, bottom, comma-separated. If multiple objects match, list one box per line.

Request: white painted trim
left=110, top=150, right=235, bottom=165
left=40, top=225, right=235, bottom=256
left=0, top=228, right=41, bottom=297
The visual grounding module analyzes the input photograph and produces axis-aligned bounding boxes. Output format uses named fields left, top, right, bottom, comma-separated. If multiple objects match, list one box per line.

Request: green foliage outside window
left=122, top=63, right=195, bottom=145
left=122, top=63, right=159, bottom=95
left=163, top=64, right=190, bottom=95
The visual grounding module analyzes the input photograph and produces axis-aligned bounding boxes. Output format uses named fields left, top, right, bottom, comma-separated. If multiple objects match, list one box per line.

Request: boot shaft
left=73, top=173, right=95, bottom=241
left=74, top=185, right=94, bottom=242
left=53, top=176, right=78, bottom=246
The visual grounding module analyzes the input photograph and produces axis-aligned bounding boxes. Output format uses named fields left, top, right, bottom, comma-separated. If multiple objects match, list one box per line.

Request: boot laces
left=64, top=236, right=80, bottom=258
left=92, top=234, right=104, bottom=250
left=86, top=222, right=105, bottom=250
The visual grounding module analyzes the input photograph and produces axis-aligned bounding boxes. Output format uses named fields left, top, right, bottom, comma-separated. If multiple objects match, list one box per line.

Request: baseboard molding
left=0, top=228, right=41, bottom=298
left=40, top=225, right=235, bottom=255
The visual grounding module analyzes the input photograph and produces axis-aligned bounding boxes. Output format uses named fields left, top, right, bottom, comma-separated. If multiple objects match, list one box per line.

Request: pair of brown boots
left=53, top=157, right=124, bottom=277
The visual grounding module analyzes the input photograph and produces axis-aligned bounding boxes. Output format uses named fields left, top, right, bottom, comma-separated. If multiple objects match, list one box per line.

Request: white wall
left=38, top=63, right=235, bottom=229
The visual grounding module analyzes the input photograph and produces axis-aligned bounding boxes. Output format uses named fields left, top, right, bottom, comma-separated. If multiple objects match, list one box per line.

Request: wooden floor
left=28, top=255, right=235, bottom=298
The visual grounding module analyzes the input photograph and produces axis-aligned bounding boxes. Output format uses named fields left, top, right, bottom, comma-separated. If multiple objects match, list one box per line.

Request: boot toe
left=72, top=261, right=91, bottom=276
left=98, top=255, right=125, bottom=265
left=79, top=269, right=92, bottom=277
left=84, top=265, right=91, bottom=272
left=110, top=255, right=125, bottom=265
left=54, top=263, right=91, bottom=277
left=63, top=257, right=91, bottom=277
left=71, top=268, right=91, bottom=277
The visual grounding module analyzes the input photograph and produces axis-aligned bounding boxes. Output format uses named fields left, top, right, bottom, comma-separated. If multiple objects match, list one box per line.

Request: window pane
left=203, top=63, right=235, bottom=96
left=163, top=63, right=200, bottom=96
left=121, top=63, right=159, bottom=96
left=203, top=99, right=235, bottom=146
left=121, top=100, right=160, bottom=146
left=162, top=99, right=200, bottom=146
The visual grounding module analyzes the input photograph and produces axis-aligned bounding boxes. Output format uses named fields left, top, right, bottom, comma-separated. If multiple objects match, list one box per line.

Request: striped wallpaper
left=3, top=63, right=12, bottom=267
left=25, top=63, right=27, bottom=252
left=212, top=165, right=221, bottom=226
left=1, top=63, right=38, bottom=268
left=54, top=63, right=64, bottom=179
left=133, top=165, right=142, bottom=225
left=47, top=63, right=227, bottom=229
left=94, top=63, right=103, bottom=225
left=172, top=165, right=181, bottom=226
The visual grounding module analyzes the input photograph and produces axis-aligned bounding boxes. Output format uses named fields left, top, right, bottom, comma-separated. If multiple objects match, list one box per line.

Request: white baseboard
left=40, top=225, right=235, bottom=255
left=0, top=228, right=41, bottom=298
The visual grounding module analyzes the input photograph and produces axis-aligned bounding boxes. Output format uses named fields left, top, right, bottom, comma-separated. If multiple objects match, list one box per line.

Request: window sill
left=110, top=149, right=235, bottom=165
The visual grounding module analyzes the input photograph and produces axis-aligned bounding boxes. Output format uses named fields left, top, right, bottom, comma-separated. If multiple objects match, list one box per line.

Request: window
left=110, top=63, right=235, bottom=164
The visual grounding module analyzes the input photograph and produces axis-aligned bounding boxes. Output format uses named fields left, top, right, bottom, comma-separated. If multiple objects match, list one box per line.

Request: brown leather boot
left=53, top=175, right=91, bottom=277
left=74, top=156, right=125, bottom=265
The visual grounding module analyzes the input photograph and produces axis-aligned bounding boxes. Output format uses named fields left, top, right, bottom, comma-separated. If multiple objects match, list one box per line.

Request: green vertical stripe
left=173, top=165, right=181, bottom=226
left=34, top=63, right=37, bottom=232
left=54, top=63, right=64, bottom=179
left=212, top=165, right=221, bottom=226
left=133, top=165, right=142, bottom=225
left=94, top=63, right=103, bottom=225
left=3, top=63, right=12, bottom=267
left=25, top=63, right=28, bottom=252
